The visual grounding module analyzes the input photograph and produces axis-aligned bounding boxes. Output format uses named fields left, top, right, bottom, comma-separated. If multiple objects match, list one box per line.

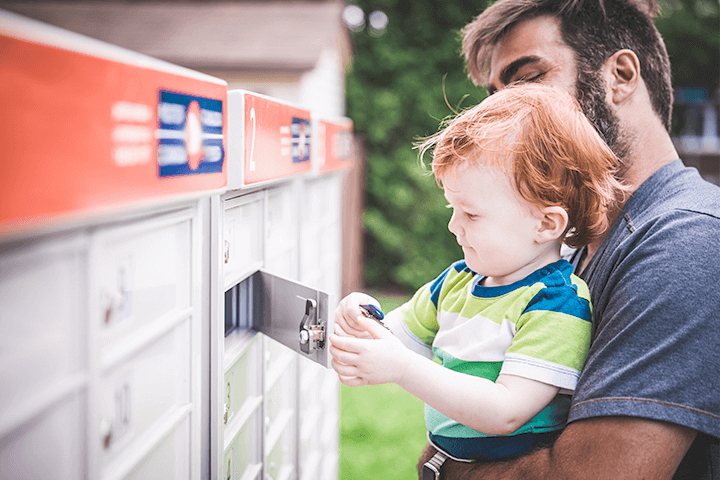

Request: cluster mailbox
left=217, top=90, right=352, bottom=480
left=0, top=10, right=353, bottom=480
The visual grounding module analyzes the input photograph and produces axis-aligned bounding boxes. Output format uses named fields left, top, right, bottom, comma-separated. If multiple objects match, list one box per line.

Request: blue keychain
left=359, top=304, right=390, bottom=330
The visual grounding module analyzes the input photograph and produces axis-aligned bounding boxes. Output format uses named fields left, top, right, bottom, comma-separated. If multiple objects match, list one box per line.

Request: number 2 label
left=249, top=107, right=256, bottom=172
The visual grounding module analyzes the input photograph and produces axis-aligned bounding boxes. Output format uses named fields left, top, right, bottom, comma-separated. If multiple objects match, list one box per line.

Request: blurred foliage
left=347, top=0, right=489, bottom=292
left=656, top=0, right=719, bottom=93
left=347, top=0, right=719, bottom=293
left=656, top=0, right=719, bottom=137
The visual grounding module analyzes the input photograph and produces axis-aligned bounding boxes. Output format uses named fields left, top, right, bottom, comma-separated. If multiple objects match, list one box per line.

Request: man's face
left=486, top=15, right=629, bottom=165
left=487, top=15, right=578, bottom=96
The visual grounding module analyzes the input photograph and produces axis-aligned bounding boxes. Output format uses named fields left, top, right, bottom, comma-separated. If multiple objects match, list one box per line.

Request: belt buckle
left=423, top=451, right=448, bottom=480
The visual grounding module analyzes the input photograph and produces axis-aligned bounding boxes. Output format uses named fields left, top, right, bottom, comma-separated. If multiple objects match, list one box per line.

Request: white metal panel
left=297, top=175, right=341, bottom=480
left=0, top=234, right=87, bottom=419
left=264, top=184, right=298, bottom=280
left=223, top=335, right=262, bottom=431
left=264, top=428, right=295, bottom=480
left=88, top=205, right=202, bottom=480
left=0, top=390, right=85, bottom=480
left=223, top=408, right=262, bottom=480
left=266, top=186, right=296, bottom=256
left=119, top=414, right=191, bottom=480
left=299, top=176, right=341, bottom=296
left=216, top=143, right=342, bottom=480
left=263, top=248, right=295, bottom=280
left=223, top=194, right=264, bottom=289
left=264, top=353, right=296, bottom=442
left=97, top=319, right=191, bottom=466
left=93, top=210, right=193, bottom=352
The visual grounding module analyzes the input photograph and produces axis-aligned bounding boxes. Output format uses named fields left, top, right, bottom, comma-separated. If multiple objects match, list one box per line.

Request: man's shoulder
left=633, top=161, right=720, bottom=220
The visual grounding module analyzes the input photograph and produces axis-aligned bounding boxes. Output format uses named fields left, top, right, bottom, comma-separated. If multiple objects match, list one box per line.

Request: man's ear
left=606, top=49, right=641, bottom=105
left=535, top=206, right=569, bottom=244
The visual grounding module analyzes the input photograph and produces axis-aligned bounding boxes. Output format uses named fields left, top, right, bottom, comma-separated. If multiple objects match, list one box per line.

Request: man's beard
left=575, top=66, right=633, bottom=180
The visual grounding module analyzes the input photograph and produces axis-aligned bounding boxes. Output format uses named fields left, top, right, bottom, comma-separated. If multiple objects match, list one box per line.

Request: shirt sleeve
left=569, top=210, right=720, bottom=441
left=501, top=283, right=592, bottom=392
left=383, top=262, right=462, bottom=358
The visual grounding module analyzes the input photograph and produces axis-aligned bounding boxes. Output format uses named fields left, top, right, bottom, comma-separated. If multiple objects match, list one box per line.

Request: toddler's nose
left=448, top=211, right=462, bottom=237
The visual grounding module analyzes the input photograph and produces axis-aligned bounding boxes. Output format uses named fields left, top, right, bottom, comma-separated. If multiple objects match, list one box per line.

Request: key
left=359, top=304, right=390, bottom=330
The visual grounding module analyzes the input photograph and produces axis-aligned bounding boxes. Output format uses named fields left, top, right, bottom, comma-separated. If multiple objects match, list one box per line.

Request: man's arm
left=430, top=416, right=696, bottom=479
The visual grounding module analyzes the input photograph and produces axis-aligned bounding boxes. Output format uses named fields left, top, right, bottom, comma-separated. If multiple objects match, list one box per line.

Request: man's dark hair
left=462, top=0, right=674, bottom=132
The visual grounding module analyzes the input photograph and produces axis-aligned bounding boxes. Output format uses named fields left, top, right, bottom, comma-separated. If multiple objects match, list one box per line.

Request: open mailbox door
left=245, top=270, right=330, bottom=367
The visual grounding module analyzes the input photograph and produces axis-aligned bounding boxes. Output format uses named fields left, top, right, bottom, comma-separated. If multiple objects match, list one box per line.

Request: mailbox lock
left=310, top=325, right=325, bottom=341
left=298, top=298, right=325, bottom=354
left=100, top=417, right=113, bottom=449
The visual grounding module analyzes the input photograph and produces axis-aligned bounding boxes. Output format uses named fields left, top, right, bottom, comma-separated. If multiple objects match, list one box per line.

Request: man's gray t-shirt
left=568, top=160, right=720, bottom=479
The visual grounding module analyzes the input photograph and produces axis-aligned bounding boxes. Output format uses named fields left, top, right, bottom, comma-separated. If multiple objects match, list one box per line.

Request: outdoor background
left=340, top=0, right=719, bottom=478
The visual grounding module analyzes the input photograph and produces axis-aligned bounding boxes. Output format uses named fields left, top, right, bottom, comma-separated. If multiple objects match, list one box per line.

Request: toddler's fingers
left=338, top=374, right=366, bottom=387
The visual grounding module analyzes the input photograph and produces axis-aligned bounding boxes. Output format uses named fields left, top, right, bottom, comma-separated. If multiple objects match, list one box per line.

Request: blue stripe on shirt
left=525, top=287, right=591, bottom=321
left=429, top=261, right=469, bottom=308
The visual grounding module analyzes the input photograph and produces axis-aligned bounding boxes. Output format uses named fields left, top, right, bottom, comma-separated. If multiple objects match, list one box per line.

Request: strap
left=423, top=450, right=448, bottom=480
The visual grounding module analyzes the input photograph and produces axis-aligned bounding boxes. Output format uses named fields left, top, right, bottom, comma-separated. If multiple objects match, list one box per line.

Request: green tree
left=347, top=0, right=489, bottom=291
left=656, top=0, right=719, bottom=93
left=348, top=0, right=719, bottom=292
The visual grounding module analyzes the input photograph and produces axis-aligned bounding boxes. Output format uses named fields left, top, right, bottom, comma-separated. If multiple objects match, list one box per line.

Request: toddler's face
left=443, top=163, right=545, bottom=286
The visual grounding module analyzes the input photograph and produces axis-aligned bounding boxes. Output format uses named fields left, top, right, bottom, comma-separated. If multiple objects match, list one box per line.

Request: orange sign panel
left=242, top=92, right=312, bottom=186
left=0, top=34, right=227, bottom=233
left=317, top=118, right=354, bottom=173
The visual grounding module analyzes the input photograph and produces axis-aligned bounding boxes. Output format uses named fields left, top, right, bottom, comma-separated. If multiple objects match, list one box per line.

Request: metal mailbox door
left=253, top=270, right=330, bottom=368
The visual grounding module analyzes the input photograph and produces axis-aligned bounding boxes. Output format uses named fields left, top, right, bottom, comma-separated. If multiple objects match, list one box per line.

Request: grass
left=339, top=291, right=429, bottom=480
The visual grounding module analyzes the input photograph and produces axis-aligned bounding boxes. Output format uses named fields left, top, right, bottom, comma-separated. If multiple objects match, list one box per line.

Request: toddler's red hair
left=418, top=83, right=628, bottom=248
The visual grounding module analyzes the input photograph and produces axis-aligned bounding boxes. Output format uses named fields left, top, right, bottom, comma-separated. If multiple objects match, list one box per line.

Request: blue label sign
left=291, top=117, right=311, bottom=164
left=157, top=90, right=224, bottom=177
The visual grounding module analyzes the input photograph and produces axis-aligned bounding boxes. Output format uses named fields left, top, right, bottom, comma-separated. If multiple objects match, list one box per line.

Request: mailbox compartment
left=90, top=205, right=203, bottom=480
left=0, top=234, right=87, bottom=413
left=93, top=210, right=193, bottom=350
left=298, top=357, right=339, bottom=480
left=265, top=427, right=295, bottom=480
left=97, top=318, right=191, bottom=465
left=223, top=334, right=262, bottom=430
left=116, top=414, right=191, bottom=480
left=223, top=407, right=262, bottom=480
left=264, top=339, right=297, bottom=447
left=300, top=176, right=342, bottom=294
left=0, top=390, right=85, bottom=480
left=223, top=194, right=264, bottom=289
left=264, top=185, right=297, bottom=278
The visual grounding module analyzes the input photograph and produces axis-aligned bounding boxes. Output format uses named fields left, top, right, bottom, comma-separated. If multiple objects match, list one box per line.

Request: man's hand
left=417, top=416, right=697, bottom=479
left=329, top=315, right=414, bottom=386
left=333, top=292, right=379, bottom=339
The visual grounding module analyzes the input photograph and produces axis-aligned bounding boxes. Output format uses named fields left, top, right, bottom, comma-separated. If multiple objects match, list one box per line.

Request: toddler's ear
left=535, top=206, right=568, bottom=244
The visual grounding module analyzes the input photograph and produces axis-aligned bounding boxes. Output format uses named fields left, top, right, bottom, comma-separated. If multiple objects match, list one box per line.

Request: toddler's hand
left=333, top=292, right=379, bottom=339
left=329, top=314, right=413, bottom=386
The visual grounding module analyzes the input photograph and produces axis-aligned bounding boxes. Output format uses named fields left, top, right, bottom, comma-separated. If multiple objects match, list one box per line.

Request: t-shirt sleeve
left=569, top=211, right=720, bottom=441
left=383, top=263, right=456, bottom=358
left=500, top=283, right=592, bottom=392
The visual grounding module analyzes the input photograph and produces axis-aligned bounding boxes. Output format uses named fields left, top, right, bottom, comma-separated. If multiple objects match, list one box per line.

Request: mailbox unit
left=212, top=90, right=351, bottom=480
left=0, top=11, right=353, bottom=480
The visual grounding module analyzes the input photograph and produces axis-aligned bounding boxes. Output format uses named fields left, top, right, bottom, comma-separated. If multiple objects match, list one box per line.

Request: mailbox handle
left=298, top=298, right=317, bottom=354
